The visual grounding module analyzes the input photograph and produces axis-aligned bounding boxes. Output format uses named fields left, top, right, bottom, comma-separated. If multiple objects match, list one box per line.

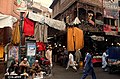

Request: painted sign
left=103, top=0, right=119, bottom=19
left=27, top=42, right=36, bottom=56
left=103, top=0, right=118, bottom=10
left=16, top=0, right=32, bottom=12
left=104, top=9, right=119, bottom=19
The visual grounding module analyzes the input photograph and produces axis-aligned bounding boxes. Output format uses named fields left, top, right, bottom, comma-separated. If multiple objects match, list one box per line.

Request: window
left=104, top=17, right=117, bottom=26
left=111, top=19, right=115, bottom=26
left=104, top=18, right=110, bottom=25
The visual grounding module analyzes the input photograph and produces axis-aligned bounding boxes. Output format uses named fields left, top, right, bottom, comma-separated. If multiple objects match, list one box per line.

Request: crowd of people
left=6, top=43, right=111, bottom=79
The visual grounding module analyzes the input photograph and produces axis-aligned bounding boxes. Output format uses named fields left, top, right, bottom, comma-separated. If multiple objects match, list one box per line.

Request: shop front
left=0, top=13, right=17, bottom=74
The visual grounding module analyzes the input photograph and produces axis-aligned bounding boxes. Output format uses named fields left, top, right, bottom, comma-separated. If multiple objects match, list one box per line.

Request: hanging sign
left=17, top=0, right=27, bottom=12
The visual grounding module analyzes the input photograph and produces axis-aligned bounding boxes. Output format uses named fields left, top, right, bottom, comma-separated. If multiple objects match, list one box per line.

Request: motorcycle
left=39, top=57, right=52, bottom=76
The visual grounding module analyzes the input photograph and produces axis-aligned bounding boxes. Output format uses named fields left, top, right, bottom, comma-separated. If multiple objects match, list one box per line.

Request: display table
left=92, top=56, right=102, bottom=64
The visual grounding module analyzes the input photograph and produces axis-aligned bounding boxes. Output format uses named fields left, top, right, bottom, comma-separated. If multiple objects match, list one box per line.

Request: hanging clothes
left=12, top=21, right=20, bottom=45
left=67, top=27, right=75, bottom=51
left=23, top=18, right=34, bottom=36
left=36, top=42, right=46, bottom=51
left=34, top=23, right=48, bottom=42
left=0, top=45, right=4, bottom=58
left=74, top=27, right=84, bottom=50
left=67, top=27, right=84, bottom=51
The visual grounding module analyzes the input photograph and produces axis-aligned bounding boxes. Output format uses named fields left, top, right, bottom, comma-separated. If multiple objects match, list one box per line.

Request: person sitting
left=19, top=58, right=30, bottom=74
left=8, top=58, right=19, bottom=74
left=30, top=60, right=41, bottom=78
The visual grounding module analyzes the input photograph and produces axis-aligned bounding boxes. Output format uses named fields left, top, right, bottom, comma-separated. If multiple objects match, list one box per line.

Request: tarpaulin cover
left=28, top=12, right=66, bottom=31
left=0, top=13, right=17, bottom=28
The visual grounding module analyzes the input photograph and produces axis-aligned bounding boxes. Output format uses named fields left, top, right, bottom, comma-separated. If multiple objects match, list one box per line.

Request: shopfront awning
left=0, top=13, right=17, bottom=28
left=45, top=17, right=66, bottom=31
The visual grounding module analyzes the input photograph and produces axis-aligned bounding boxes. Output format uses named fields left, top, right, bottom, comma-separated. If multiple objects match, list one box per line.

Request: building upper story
left=0, top=0, right=19, bottom=19
left=28, top=2, right=51, bottom=18
left=50, top=0, right=103, bottom=18
left=0, top=0, right=51, bottom=19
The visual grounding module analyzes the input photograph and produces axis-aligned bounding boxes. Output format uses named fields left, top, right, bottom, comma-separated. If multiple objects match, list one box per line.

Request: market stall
left=0, top=13, right=17, bottom=74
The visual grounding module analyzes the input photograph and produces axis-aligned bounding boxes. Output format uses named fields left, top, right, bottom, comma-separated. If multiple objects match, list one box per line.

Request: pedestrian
left=63, top=47, right=68, bottom=67
left=75, top=49, right=82, bottom=64
left=66, top=52, right=77, bottom=71
left=81, top=50, right=96, bottom=79
left=102, top=50, right=108, bottom=71
left=45, top=46, right=53, bottom=67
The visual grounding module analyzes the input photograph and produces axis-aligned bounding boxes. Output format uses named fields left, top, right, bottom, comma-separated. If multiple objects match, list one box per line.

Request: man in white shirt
left=66, top=52, right=77, bottom=71
left=102, top=51, right=108, bottom=71
left=45, top=46, right=52, bottom=67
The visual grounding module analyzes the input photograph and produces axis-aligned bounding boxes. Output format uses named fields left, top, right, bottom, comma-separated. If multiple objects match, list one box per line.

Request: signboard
left=5, top=75, right=24, bottom=79
left=16, top=0, right=33, bottom=12
left=104, top=9, right=119, bottom=19
left=103, top=0, right=118, bottom=10
left=17, top=0, right=27, bottom=12
left=103, top=0, right=119, bottom=19
left=27, top=41, right=36, bottom=56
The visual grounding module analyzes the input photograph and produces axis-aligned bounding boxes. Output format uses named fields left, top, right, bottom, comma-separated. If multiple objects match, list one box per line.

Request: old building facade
left=28, top=2, right=51, bottom=18
left=50, top=0, right=120, bottom=54
left=50, top=0, right=103, bottom=32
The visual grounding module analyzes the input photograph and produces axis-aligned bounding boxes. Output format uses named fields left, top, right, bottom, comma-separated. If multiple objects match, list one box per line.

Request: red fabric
left=37, top=42, right=46, bottom=51
left=23, top=18, right=34, bottom=36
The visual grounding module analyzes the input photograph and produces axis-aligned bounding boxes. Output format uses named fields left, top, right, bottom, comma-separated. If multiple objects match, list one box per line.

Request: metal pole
left=19, top=12, right=24, bottom=61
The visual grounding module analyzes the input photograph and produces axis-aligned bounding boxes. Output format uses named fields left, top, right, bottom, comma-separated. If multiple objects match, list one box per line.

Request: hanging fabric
left=67, top=27, right=84, bottom=51
left=12, top=21, right=20, bottom=45
left=36, top=42, right=46, bottom=51
left=67, top=27, right=74, bottom=51
left=0, top=45, right=4, bottom=58
left=34, top=23, right=48, bottom=42
left=23, top=18, right=34, bottom=36
left=74, top=27, right=84, bottom=50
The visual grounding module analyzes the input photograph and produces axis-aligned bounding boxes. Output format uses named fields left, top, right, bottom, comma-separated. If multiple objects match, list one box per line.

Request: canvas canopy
left=0, top=13, right=17, bottom=28
left=28, top=12, right=66, bottom=31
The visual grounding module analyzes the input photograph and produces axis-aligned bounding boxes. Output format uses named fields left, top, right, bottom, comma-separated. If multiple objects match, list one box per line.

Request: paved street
left=51, top=63, right=120, bottom=79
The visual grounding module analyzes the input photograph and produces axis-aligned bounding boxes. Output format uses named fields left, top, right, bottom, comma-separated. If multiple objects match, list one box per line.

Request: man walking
left=81, top=51, right=96, bottom=79
left=102, top=50, right=108, bottom=71
left=66, top=52, right=77, bottom=71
